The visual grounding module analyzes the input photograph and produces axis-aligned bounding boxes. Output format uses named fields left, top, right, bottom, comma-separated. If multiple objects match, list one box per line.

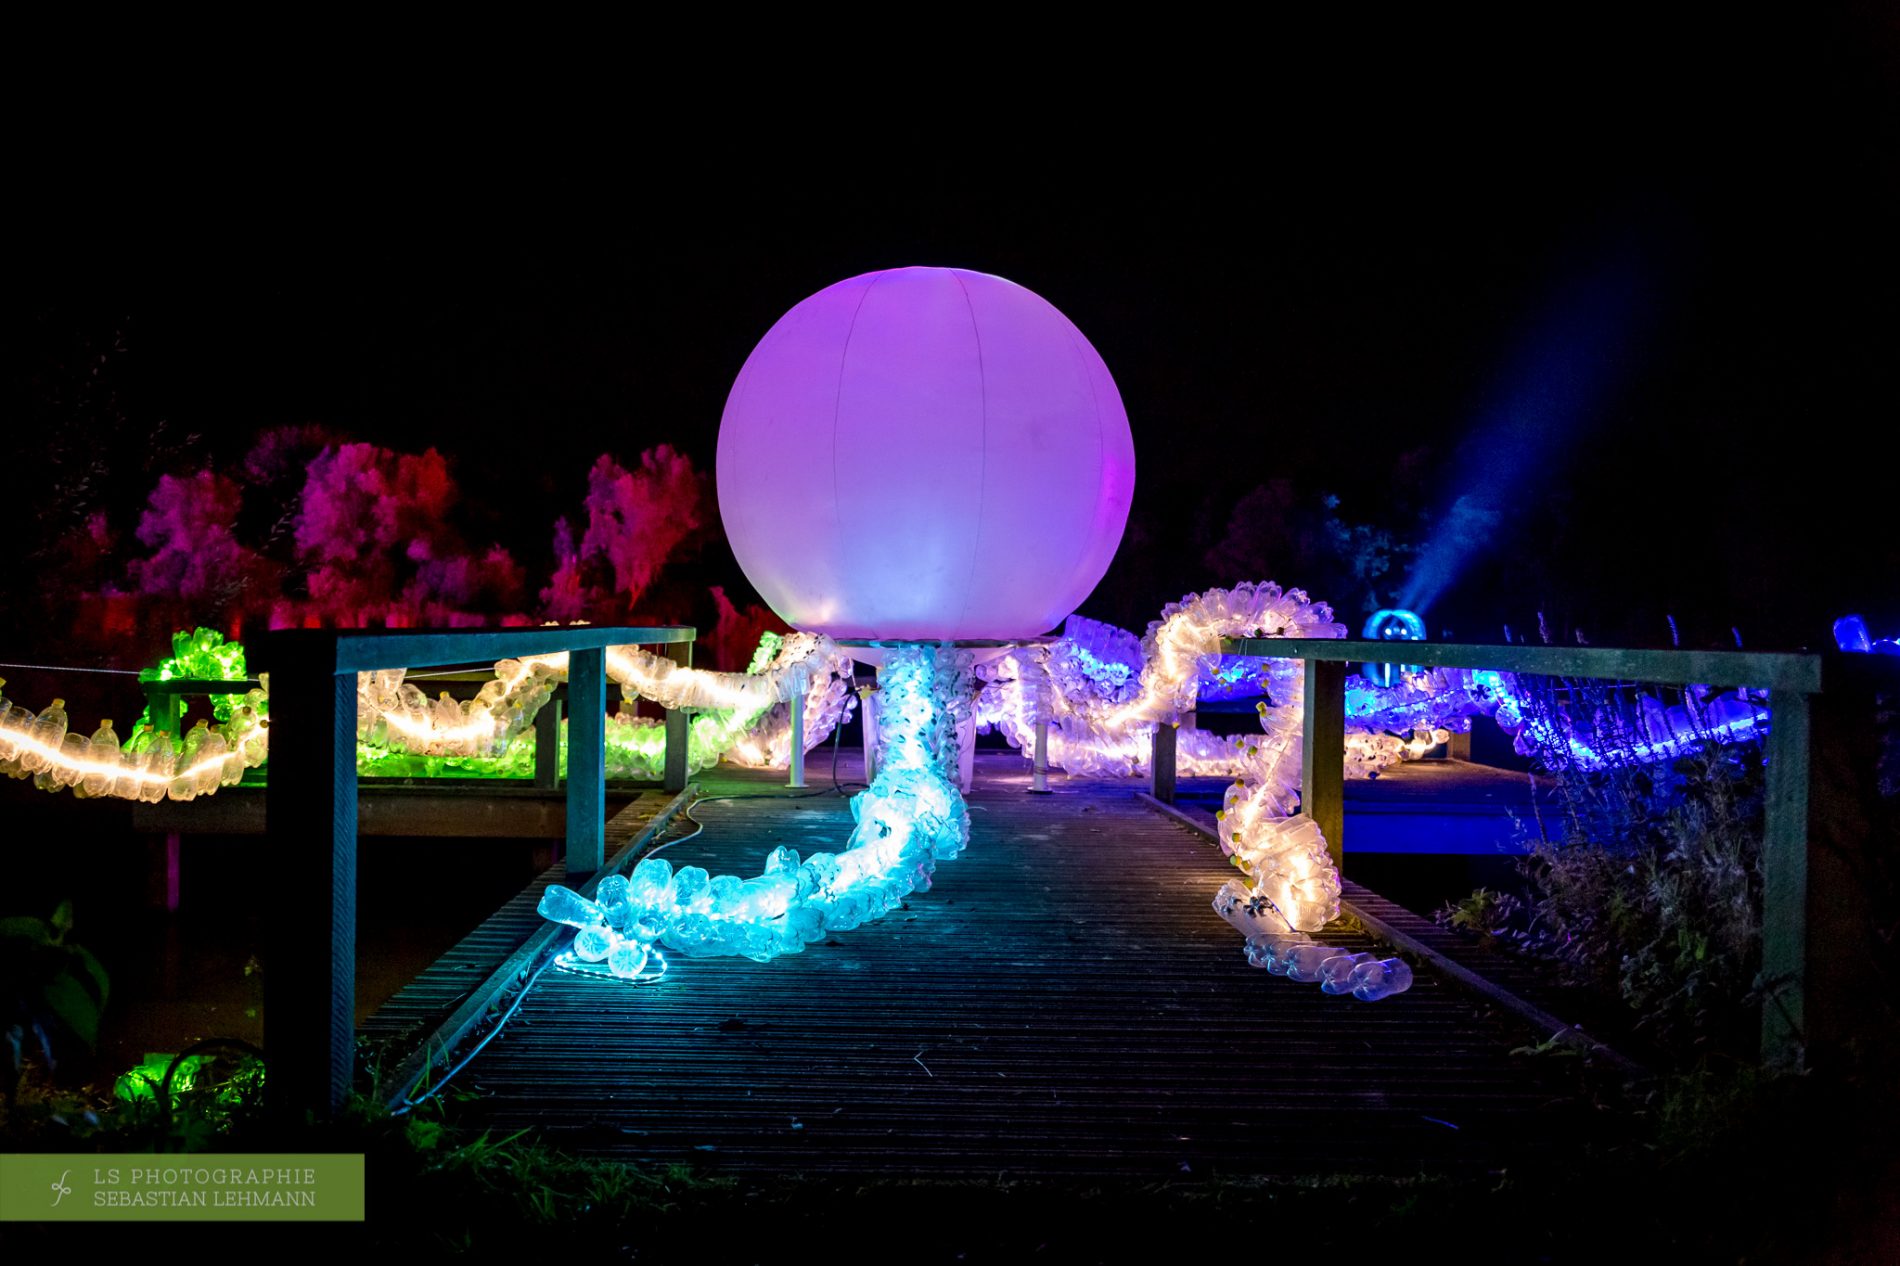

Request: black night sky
left=14, top=16, right=1897, bottom=657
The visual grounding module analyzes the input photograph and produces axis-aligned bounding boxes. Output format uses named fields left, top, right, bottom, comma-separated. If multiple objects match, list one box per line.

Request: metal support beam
left=155, top=692, right=181, bottom=737
left=1030, top=664, right=1051, bottom=794
left=1302, top=657, right=1346, bottom=872
left=1149, top=723, right=1177, bottom=804
left=261, top=648, right=357, bottom=1119
left=787, top=673, right=807, bottom=789
left=533, top=696, right=562, bottom=790
left=564, top=647, right=606, bottom=880
left=662, top=640, right=692, bottom=794
left=858, top=684, right=879, bottom=783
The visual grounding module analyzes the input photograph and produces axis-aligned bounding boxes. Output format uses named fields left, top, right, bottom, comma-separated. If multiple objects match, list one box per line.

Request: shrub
left=1441, top=677, right=1769, bottom=1060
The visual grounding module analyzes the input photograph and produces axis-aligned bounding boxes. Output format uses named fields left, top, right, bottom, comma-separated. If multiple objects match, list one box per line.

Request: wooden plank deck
left=368, top=752, right=1599, bottom=1179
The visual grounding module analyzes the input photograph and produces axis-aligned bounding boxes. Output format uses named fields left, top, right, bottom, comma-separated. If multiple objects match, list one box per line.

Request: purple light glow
left=717, top=267, right=1135, bottom=640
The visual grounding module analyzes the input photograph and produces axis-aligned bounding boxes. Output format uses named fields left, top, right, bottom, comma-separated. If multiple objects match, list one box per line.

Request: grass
left=4, top=1033, right=1897, bottom=1261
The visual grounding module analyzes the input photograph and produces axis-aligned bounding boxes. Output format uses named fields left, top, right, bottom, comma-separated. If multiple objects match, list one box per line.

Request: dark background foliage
left=11, top=13, right=1896, bottom=666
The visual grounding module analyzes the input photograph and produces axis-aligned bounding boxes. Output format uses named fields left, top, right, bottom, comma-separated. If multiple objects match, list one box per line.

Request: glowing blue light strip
left=536, top=644, right=972, bottom=971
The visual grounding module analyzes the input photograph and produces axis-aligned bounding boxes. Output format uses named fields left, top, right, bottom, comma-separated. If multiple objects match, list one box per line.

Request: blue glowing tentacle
left=537, top=644, right=973, bottom=969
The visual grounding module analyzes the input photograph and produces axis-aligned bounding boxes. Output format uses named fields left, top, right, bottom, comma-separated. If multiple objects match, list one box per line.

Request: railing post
left=787, top=669, right=808, bottom=789
left=258, top=632, right=357, bottom=1119
left=1760, top=687, right=1811, bottom=1066
left=663, top=640, right=691, bottom=793
left=565, top=647, right=606, bottom=880
left=1149, top=723, right=1177, bottom=804
left=533, top=694, right=563, bottom=791
left=1302, top=657, right=1346, bottom=872
left=1030, top=663, right=1052, bottom=794
left=1762, top=671, right=1882, bottom=1070
left=155, top=690, right=181, bottom=737
left=858, top=682, right=879, bottom=783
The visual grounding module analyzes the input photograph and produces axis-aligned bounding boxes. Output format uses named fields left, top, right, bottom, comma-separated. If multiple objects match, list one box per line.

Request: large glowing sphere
left=717, top=267, right=1135, bottom=640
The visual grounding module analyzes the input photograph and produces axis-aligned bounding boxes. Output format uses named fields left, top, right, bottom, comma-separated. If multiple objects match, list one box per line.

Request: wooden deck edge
left=1134, top=791, right=1649, bottom=1078
left=379, top=784, right=698, bottom=1109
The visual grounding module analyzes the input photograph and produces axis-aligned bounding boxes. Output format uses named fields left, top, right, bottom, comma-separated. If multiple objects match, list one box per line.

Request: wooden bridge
left=364, top=755, right=1601, bottom=1179
left=225, top=623, right=1890, bottom=1182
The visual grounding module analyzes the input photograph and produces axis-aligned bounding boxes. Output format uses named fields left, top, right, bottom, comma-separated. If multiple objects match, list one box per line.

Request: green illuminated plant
left=135, top=626, right=255, bottom=728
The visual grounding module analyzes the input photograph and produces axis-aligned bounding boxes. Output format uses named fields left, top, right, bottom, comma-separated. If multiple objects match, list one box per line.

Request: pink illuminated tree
left=293, top=441, right=526, bottom=627
left=707, top=584, right=786, bottom=671
left=540, top=446, right=709, bottom=622
left=124, top=470, right=280, bottom=633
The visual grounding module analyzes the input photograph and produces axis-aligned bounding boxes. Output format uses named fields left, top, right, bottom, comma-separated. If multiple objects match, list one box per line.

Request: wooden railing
left=250, top=625, right=694, bottom=1116
left=1146, top=638, right=1897, bottom=1070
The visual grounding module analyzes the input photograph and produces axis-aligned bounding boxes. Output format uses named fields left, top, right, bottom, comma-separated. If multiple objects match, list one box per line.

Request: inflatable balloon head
left=716, top=267, right=1135, bottom=641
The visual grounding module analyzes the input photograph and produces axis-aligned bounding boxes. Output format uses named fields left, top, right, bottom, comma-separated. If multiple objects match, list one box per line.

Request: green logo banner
left=0, top=1154, right=365, bottom=1222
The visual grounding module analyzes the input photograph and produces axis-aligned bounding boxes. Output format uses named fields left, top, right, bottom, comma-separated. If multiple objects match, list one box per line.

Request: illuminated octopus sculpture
left=0, top=267, right=1778, bottom=993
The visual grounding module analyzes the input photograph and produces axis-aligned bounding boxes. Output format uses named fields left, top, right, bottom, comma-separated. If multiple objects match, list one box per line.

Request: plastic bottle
left=1243, top=932, right=1311, bottom=973
left=110, top=740, right=144, bottom=800
left=82, top=720, right=119, bottom=797
left=606, top=939, right=650, bottom=979
left=23, top=699, right=68, bottom=775
left=538, top=885, right=605, bottom=929
left=171, top=721, right=211, bottom=801
left=1283, top=943, right=1346, bottom=983
left=43, top=732, right=89, bottom=790
left=138, top=740, right=175, bottom=804
left=572, top=925, right=613, bottom=961
left=1319, top=951, right=1377, bottom=994
left=1348, top=957, right=1415, bottom=1001
left=193, top=731, right=229, bottom=796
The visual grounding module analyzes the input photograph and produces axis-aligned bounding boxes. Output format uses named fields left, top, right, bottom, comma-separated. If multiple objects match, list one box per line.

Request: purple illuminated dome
left=717, top=267, right=1135, bottom=640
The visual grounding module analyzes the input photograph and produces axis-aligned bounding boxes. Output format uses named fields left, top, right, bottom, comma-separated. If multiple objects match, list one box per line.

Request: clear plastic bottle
left=1319, top=951, right=1377, bottom=995
left=82, top=720, right=120, bottom=797
left=1348, top=957, right=1415, bottom=1001
left=23, top=698, right=68, bottom=775
left=537, top=885, right=604, bottom=929
left=606, top=939, right=650, bottom=979
left=194, top=732, right=229, bottom=796
left=110, top=741, right=144, bottom=800
left=138, top=739, right=175, bottom=804
left=1244, top=932, right=1311, bottom=973
left=1283, top=943, right=1346, bottom=983
left=572, top=925, right=613, bottom=961
left=0, top=712, right=31, bottom=770
left=219, top=730, right=248, bottom=786
left=171, top=721, right=212, bottom=801
left=43, top=732, right=89, bottom=790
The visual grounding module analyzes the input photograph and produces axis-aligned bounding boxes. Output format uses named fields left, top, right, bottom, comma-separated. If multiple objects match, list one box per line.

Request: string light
left=0, top=632, right=858, bottom=800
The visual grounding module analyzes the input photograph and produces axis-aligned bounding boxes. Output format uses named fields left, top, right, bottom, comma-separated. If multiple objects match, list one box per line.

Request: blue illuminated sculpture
left=1360, top=608, right=1426, bottom=687
left=539, top=643, right=973, bottom=974
left=1836, top=614, right=1900, bottom=657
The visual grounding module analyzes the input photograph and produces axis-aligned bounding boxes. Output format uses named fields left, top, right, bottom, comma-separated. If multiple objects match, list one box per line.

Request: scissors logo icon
left=50, top=1170, right=72, bottom=1207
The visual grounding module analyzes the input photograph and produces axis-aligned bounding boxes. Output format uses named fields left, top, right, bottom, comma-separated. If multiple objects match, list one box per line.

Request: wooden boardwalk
left=366, top=753, right=1598, bottom=1179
